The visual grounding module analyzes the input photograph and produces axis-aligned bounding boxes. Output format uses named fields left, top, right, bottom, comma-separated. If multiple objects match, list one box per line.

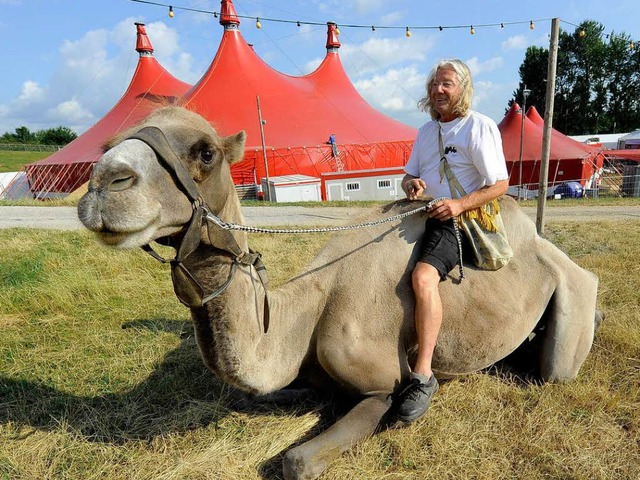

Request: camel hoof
left=282, top=448, right=324, bottom=480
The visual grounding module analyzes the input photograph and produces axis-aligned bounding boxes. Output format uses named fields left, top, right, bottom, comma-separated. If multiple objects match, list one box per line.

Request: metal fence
left=0, top=143, right=62, bottom=152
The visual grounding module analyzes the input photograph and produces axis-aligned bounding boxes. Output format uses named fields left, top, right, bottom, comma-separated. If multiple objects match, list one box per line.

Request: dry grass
left=0, top=221, right=638, bottom=480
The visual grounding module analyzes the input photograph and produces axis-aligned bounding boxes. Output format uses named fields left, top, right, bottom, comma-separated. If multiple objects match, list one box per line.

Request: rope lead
left=205, top=197, right=465, bottom=281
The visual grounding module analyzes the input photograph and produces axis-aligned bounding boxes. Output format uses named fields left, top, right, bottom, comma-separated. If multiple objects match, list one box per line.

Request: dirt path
left=1, top=205, right=639, bottom=230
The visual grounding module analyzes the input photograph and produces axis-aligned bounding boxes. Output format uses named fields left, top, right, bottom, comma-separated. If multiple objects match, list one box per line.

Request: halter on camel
left=128, top=126, right=271, bottom=332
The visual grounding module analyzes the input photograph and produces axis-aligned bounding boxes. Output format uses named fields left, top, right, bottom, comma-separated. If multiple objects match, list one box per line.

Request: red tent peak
left=220, top=0, right=240, bottom=27
left=326, top=22, right=341, bottom=50
left=135, top=22, right=154, bottom=54
left=526, top=105, right=544, bottom=126
left=498, top=102, right=522, bottom=129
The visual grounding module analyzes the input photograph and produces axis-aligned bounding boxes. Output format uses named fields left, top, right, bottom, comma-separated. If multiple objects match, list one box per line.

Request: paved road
left=1, top=205, right=639, bottom=230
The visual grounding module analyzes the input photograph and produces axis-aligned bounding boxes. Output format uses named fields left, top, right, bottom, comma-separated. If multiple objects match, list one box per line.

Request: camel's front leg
left=282, top=393, right=392, bottom=480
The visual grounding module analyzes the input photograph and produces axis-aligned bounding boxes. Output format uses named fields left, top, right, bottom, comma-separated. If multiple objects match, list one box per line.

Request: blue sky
left=0, top=0, right=638, bottom=135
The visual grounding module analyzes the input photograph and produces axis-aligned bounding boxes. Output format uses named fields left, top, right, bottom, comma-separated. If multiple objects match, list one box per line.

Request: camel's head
left=78, top=107, right=246, bottom=248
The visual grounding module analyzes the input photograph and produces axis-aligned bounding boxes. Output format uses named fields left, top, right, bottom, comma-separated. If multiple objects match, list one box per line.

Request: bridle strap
left=128, top=125, right=271, bottom=332
left=130, top=127, right=202, bottom=203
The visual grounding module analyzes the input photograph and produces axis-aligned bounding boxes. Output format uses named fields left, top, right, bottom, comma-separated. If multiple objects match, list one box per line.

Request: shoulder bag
left=437, top=127, right=513, bottom=270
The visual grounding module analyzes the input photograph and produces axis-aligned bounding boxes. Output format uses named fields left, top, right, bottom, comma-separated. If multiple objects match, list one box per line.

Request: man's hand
left=429, top=198, right=463, bottom=222
left=404, top=178, right=426, bottom=200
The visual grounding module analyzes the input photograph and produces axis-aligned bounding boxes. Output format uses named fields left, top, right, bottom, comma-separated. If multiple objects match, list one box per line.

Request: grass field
left=0, top=151, right=50, bottom=173
left=0, top=221, right=638, bottom=479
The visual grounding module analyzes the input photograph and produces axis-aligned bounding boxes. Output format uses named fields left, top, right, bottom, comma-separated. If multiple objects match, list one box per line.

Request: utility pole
left=536, top=18, right=560, bottom=235
left=518, top=86, right=531, bottom=200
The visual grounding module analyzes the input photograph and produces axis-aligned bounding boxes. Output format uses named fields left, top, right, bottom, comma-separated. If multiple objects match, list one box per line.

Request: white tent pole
left=256, top=95, right=271, bottom=201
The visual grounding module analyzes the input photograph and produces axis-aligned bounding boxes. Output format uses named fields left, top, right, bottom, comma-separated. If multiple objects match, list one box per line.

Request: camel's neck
left=187, top=248, right=330, bottom=395
left=185, top=181, right=329, bottom=394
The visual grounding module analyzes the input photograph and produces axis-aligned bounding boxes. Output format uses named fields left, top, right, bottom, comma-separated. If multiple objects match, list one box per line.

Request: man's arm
left=429, top=179, right=509, bottom=221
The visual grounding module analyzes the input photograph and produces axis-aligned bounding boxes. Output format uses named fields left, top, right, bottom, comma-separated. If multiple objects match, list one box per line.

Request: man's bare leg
left=398, top=261, right=441, bottom=422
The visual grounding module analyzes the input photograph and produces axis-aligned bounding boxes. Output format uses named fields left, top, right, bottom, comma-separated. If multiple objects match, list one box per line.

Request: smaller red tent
left=499, top=103, right=603, bottom=189
left=25, top=23, right=191, bottom=197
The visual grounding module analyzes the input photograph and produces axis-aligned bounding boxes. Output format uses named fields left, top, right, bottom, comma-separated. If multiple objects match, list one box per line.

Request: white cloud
left=380, top=11, right=405, bottom=25
left=146, top=21, right=198, bottom=82
left=472, top=80, right=516, bottom=123
left=313, top=0, right=382, bottom=15
left=46, top=99, right=95, bottom=128
left=354, top=66, right=427, bottom=127
left=340, top=35, right=435, bottom=77
left=502, top=35, right=528, bottom=51
left=17, top=81, right=46, bottom=105
left=465, top=56, right=504, bottom=76
left=0, top=17, right=200, bottom=134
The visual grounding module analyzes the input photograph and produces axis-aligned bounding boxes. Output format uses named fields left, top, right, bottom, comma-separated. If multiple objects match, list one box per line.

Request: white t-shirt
left=404, top=111, right=508, bottom=199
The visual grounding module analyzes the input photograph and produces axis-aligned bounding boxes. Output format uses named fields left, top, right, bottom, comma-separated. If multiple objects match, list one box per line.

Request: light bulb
left=406, top=27, right=411, bottom=37
left=168, top=6, right=174, bottom=18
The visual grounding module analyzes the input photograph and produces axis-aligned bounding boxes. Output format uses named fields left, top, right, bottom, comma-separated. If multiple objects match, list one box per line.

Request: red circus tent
left=180, top=0, right=416, bottom=193
left=24, top=23, right=191, bottom=198
left=498, top=104, right=604, bottom=189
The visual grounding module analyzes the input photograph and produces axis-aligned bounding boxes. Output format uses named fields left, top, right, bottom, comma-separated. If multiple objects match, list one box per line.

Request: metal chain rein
left=204, top=197, right=465, bottom=281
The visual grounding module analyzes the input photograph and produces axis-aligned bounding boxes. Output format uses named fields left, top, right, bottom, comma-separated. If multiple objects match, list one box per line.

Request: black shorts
left=417, top=217, right=465, bottom=280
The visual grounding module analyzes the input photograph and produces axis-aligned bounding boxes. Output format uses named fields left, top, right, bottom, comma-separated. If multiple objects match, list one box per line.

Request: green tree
left=2, top=126, right=35, bottom=143
left=513, top=20, right=640, bottom=135
left=36, top=126, right=78, bottom=145
left=1, top=125, right=78, bottom=145
left=510, top=46, right=547, bottom=115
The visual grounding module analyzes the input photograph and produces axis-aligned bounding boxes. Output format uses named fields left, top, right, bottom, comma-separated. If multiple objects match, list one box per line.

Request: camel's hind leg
left=540, top=270, right=598, bottom=382
left=282, top=394, right=392, bottom=480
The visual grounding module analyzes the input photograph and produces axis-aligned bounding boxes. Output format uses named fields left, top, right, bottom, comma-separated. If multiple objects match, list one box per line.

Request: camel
left=78, top=107, right=600, bottom=480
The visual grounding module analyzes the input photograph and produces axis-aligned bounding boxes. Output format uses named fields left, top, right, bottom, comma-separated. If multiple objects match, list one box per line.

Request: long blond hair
left=417, top=59, right=473, bottom=120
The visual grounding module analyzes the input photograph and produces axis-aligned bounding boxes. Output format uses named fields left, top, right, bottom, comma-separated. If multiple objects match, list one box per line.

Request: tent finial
left=220, top=0, right=240, bottom=29
left=326, top=22, right=341, bottom=51
left=135, top=22, right=154, bottom=55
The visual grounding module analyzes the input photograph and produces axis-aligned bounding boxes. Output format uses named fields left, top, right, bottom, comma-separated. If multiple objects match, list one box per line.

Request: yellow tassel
left=458, top=198, right=500, bottom=232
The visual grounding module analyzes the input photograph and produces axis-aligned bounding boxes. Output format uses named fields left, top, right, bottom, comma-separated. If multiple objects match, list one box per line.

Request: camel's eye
left=200, top=149, right=214, bottom=164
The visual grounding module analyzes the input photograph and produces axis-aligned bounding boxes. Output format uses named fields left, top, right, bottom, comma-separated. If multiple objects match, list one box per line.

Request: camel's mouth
left=92, top=220, right=161, bottom=248
left=95, top=228, right=131, bottom=246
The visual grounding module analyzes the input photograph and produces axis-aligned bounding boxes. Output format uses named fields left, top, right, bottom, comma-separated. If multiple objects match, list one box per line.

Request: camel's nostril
left=108, top=174, right=136, bottom=192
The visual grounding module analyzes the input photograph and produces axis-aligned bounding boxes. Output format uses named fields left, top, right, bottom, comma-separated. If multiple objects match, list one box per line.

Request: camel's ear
left=222, top=131, right=246, bottom=165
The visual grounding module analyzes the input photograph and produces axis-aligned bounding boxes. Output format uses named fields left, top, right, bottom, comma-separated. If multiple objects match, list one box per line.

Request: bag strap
left=438, top=126, right=467, bottom=200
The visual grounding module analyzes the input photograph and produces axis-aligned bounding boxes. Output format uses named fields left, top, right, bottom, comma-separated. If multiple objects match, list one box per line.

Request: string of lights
left=131, top=0, right=545, bottom=35
left=129, top=0, right=637, bottom=48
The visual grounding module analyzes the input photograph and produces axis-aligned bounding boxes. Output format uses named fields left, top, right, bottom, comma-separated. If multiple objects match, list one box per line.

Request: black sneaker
left=398, top=372, right=439, bottom=423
